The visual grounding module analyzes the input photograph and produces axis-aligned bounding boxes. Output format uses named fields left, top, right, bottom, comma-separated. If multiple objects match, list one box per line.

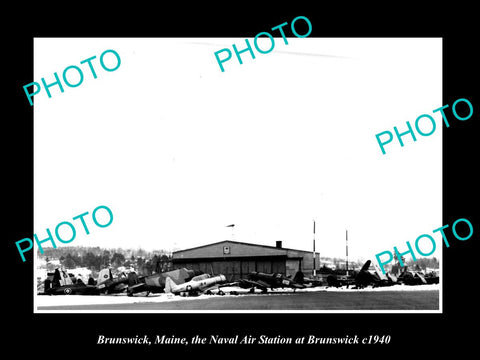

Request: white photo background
left=34, top=38, right=442, bottom=265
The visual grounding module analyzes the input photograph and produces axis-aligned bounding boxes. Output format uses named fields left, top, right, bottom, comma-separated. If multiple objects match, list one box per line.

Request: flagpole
left=346, top=229, right=349, bottom=277
left=313, top=220, right=316, bottom=277
left=226, top=224, right=235, bottom=241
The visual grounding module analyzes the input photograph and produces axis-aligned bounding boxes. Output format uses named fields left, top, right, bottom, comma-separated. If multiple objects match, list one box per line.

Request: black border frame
left=6, top=5, right=478, bottom=356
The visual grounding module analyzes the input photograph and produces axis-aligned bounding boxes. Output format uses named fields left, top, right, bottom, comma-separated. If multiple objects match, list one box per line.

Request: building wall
left=283, top=249, right=320, bottom=275
left=172, top=240, right=319, bottom=279
left=286, top=259, right=301, bottom=277
left=173, top=257, right=287, bottom=281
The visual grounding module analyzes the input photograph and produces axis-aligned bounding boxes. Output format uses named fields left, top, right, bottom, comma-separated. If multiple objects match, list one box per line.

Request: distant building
left=319, top=259, right=335, bottom=269
left=171, top=240, right=320, bottom=281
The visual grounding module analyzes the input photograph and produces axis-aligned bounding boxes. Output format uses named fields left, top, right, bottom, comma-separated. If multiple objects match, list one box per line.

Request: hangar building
left=171, top=240, right=319, bottom=281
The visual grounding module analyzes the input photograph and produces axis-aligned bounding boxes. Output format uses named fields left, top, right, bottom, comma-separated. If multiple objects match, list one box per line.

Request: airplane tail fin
left=164, top=277, right=177, bottom=293
left=360, top=260, right=372, bottom=272
left=52, top=269, right=61, bottom=286
left=97, top=268, right=112, bottom=285
left=293, top=271, right=305, bottom=284
left=53, top=268, right=73, bottom=286
left=373, top=263, right=388, bottom=280
left=128, top=272, right=140, bottom=286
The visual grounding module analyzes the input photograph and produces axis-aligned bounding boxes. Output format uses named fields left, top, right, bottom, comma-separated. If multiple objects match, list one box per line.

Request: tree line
left=38, top=246, right=172, bottom=276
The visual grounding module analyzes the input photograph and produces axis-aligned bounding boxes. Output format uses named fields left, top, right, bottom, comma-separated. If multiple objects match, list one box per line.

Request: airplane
left=354, top=260, right=397, bottom=288
left=326, top=273, right=355, bottom=288
left=424, top=268, right=439, bottom=284
left=292, top=271, right=323, bottom=287
left=126, top=268, right=203, bottom=296
left=232, top=272, right=307, bottom=293
left=165, top=273, right=227, bottom=296
left=397, top=268, right=427, bottom=285
left=324, top=260, right=396, bottom=288
left=41, top=268, right=100, bottom=295
left=96, top=268, right=129, bottom=294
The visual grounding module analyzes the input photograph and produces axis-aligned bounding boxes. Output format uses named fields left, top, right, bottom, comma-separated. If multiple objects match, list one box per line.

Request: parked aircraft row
left=39, top=268, right=209, bottom=296
left=325, top=260, right=439, bottom=288
left=38, top=267, right=311, bottom=296
left=38, top=260, right=438, bottom=297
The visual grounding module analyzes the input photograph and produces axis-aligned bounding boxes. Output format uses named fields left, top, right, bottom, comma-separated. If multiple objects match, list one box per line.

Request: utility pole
left=346, top=229, right=349, bottom=277
left=313, top=220, right=316, bottom=277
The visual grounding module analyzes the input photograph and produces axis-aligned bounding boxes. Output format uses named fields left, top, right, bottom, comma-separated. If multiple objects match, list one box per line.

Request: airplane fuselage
left=167, top=274, right=227, bottom=295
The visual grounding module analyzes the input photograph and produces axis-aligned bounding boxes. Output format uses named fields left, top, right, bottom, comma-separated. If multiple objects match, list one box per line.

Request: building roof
left=172, top=239, right=315, bottom=259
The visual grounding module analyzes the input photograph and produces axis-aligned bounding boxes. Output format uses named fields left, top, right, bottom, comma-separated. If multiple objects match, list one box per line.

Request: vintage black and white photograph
left=6, top=5, right=477, bottom=356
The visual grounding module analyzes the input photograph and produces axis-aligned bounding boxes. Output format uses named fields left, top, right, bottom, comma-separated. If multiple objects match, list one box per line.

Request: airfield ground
left=36, top=284, right=439, bottom=311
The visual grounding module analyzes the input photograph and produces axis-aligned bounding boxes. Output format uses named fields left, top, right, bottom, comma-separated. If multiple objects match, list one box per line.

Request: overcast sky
left=34, top=37, right=442, bottom=262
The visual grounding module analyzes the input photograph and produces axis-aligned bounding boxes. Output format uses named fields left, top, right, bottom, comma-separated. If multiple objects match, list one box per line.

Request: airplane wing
left=218, top=281, right=241, bottom=288
left=199, top=284, right=226, bottom=294
left=218, top=279, right=254, bottom=289
left=127, top=282, right=147, bottom=294
left=114, top=283, right=128, bottom=292
left=290, top=283, right=306, bottom=289
left=240, top=279, right=271, bottom=289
